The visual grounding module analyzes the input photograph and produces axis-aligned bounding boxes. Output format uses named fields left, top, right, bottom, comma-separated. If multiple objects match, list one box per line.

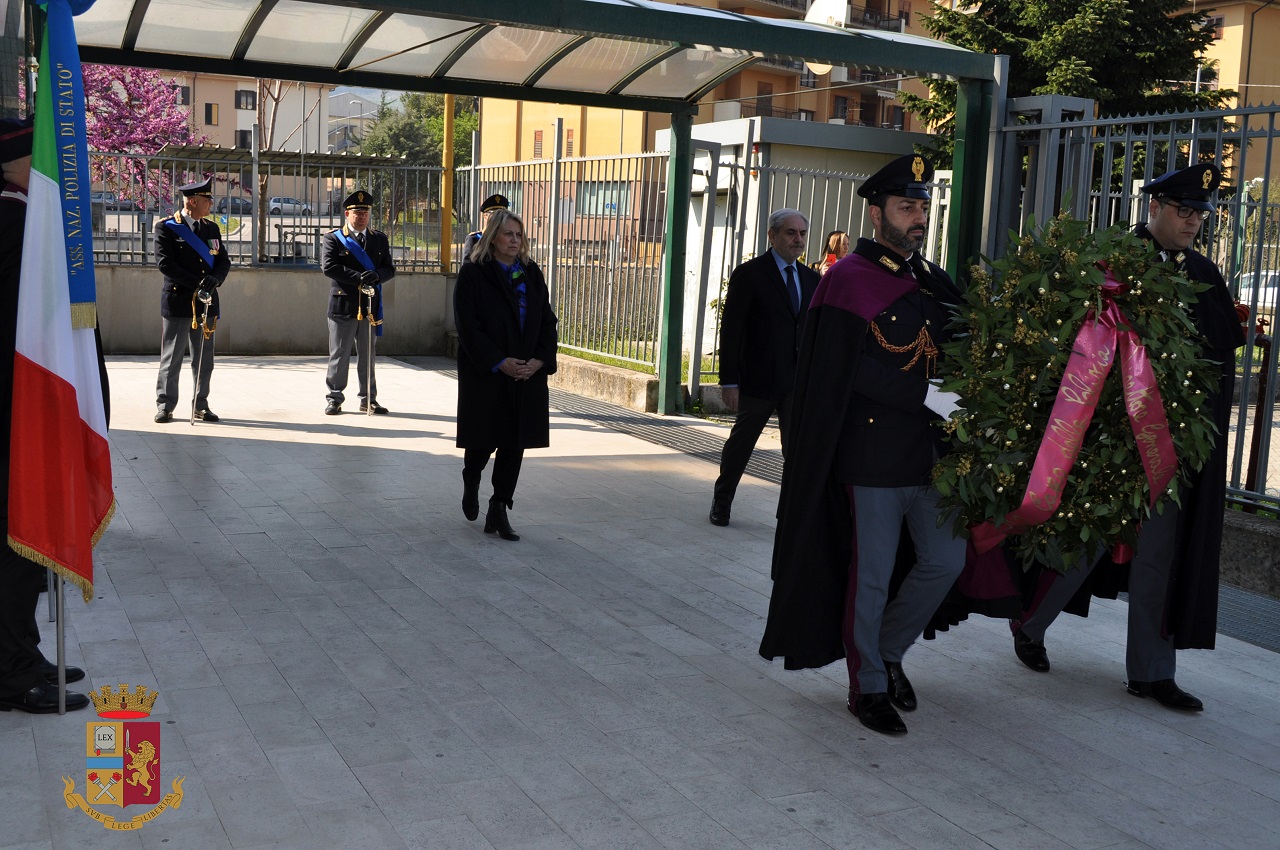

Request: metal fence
left=456, top=151, right=670, bottom=368
left=994, top=97, right=1280, bottom=509
left=88, top=149, right=447, bottom=271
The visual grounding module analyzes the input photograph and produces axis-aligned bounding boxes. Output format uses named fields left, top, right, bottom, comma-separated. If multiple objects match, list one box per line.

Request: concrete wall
left=96, top=265, right=454, bottom=356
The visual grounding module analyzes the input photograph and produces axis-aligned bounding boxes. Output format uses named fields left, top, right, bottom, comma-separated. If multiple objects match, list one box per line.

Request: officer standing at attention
left=322, top=190, right=395, bottom=415
left=759, top=155, right=967, bottom=736
left=462, top=194, right=509, bottom=265
left=154, top=177, right=229, bottom=423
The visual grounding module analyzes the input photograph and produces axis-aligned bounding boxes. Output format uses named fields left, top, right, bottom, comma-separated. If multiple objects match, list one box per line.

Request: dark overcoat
left=454, top=257, right=558, bottom=450
left=154, top=212, right=230, bottom=319
left=717, top=249, right=819, bottom=399
left=320, top=227, right=395, bottom=320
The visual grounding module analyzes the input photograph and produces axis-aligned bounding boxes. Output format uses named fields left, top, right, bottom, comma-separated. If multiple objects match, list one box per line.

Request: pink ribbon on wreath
left=970, top=269, right=1179, bottom=560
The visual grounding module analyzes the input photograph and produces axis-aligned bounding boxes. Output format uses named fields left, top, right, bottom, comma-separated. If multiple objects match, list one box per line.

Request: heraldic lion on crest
left=125, top=741, right=156, bottom=796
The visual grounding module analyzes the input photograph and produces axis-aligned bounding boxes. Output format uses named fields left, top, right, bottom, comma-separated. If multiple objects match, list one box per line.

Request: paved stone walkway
left=3, top=356, right=1278, bottom=849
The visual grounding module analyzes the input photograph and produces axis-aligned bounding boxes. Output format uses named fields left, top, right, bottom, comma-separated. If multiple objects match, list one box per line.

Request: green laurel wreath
left=932, top=213, right=1221, bottom=573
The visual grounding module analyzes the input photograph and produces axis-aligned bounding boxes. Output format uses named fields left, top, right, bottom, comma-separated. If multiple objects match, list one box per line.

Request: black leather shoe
left=324, top=401, right=341, bottom=415
left=194, top=409, right=219, bottom=422
left=709, top=499, right=731, bottom=527
left=1013, top=628, right=1051, bottom=672
left=0, top=682, right=89, bottom=713
left=360, top=402, right=389, bottom=414
left=462, top=472, right=480, bottom=522
left=884, top=661, right=917, bottom=712
left=1126, top=678, right=1203, bottom=711
left=40, top=660, right=85, bottom=684
left=154, top=410, right=173, bottom=423
left=484, top=499, right=519, bottom=541
left=849, top=691, right=907, bottom=735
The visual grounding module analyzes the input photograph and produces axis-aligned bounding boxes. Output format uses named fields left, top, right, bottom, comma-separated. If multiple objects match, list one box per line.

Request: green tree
left=901, top=0, right=1234, bottom=158
left=360, top=92, right=478, bottom=167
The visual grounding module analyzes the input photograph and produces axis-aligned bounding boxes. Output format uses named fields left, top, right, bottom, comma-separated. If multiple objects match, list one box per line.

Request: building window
left=890, top=106, right=904, bottom=130
left=799, top=110, right=814, bottom=122
left=576, top=182, right=630, bottom=216
left=235, top=89, right=257, bottom=110
left=1206, top=15, right=1224, bottom=40
left=235, top=129, right=252, bottom=149
left=566, top=128, right=574, bottom=157
left=899, top=1, right=912, bottom=24
left=755, top=82, right=774, bottom=119
left=832, top=96, right=848, bottom=120
left=204, top=103, right=218, bottom=125
left=800, top=68, right=817, bottom=88
left=533, top=129, right=543, bottom=159
left=174, top=85, right=190, bottom=105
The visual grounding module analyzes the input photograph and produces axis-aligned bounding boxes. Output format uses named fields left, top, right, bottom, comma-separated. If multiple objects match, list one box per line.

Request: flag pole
left=56, top=573, right=66, bottom=714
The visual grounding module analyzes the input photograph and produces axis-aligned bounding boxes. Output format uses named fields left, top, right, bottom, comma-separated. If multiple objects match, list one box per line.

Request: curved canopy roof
left=74, top=0, right=996, bottom=113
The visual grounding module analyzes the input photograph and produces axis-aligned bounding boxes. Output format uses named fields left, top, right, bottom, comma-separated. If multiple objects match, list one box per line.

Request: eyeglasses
left=1161, top=200, right=1212, bottom=221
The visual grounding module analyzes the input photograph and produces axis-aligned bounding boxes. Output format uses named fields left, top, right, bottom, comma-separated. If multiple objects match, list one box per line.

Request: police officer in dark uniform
left=759, top=155, right=967, bottom=736
left=1010, top=163, right=1245, bottom=713
left=462, top=194, right=509, bottom=265
left=153, top=177, right=230, bottom=423
left=322, top=190, right=395, bottom=415
left=0, top=116, right=90, bottom=713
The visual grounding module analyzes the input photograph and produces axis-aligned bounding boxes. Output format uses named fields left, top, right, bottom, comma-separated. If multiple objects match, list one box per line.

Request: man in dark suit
left=321, top=190, right=396, bottom=415
left=461, top=193, right=508, bottom=265
left=153, top=177, right=230, bottom=423
left=710, top=208, right=819, bottom=526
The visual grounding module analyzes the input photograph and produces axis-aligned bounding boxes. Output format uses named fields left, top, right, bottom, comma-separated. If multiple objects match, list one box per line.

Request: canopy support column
left=658, top=109, right=694, bottom=415
left=948, top=75, right=995, bottom=280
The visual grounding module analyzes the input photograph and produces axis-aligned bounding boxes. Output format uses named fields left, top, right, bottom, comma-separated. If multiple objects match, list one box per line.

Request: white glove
left=924, top=381, right=963, bottom=419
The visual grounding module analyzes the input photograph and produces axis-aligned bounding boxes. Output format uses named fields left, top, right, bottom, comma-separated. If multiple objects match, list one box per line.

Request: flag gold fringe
left=6, top=495, right=113, bottom=603
left=70, top=301, right=98, bottom=331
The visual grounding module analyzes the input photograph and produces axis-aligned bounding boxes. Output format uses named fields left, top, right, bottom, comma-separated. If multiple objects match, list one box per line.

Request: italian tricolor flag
left=7, top=0, right=113, bottom=601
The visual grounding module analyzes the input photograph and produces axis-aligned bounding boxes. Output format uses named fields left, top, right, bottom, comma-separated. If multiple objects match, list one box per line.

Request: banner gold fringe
left=6, top=494, right=112, bottom=604
left=69, top=301, right=97, bottom=331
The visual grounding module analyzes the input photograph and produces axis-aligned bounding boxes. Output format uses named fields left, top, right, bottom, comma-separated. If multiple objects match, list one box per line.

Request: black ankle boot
left=483, top=498, right=519, bottom=541
left=462, top=471, right=480, bottom=521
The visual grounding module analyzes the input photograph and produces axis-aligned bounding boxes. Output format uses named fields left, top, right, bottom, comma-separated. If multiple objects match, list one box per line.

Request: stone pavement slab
left=2, top=355, right=1278, bottom=849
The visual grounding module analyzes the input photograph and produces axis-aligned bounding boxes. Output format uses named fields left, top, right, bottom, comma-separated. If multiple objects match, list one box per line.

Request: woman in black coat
left=454, top=210, right=558, bottom=541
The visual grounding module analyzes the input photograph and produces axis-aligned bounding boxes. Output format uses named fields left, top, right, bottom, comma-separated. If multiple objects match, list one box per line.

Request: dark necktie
left=785, top=265, right=799, bottom=315
left=356, top=232, right=366, bottom=248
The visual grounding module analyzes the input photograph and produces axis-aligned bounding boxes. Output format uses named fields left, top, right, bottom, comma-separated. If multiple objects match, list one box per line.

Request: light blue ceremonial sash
left=163, top=218, right=216, bottom=270
left=333, top=229, right=383, bottom=335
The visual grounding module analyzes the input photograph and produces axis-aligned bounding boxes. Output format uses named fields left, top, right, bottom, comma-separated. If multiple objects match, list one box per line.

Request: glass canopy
left=72, top=0, right=994, bottom=113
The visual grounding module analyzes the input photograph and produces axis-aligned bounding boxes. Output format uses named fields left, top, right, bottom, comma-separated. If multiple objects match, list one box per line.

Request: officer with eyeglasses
left=1006, top=162, right=1246, bottom=714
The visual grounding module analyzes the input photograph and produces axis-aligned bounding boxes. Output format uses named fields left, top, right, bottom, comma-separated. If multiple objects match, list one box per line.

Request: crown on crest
left=89, top=684, right=159, bottom=719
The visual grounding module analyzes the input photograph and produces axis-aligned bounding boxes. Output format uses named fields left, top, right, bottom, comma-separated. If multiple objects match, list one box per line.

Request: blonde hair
left=470, top=209, right=529, bottom=265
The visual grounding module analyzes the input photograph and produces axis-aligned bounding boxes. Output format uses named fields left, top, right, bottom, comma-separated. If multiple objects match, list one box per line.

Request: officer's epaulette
left=172, top=211, right=183, bottom=224
left=878, top=255, right=901, bottom=273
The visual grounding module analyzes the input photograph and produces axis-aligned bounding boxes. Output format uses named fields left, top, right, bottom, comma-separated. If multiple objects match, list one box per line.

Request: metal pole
left=55, top=574, right=65, bottom=714
left=658, top=110, right=694, bottom=415
left=547, top=118, right=564, bottom=310
left=442, top=94, right=455, bottom=271
left=251, top=123, right=260, bottom=267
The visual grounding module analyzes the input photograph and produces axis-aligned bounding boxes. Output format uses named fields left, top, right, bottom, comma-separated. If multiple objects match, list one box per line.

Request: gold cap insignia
left=1202, top=169, right=1213, bottom=189
left=879, top=255, right=901, bottom=272
left=911, top=156, right=925, bottom=182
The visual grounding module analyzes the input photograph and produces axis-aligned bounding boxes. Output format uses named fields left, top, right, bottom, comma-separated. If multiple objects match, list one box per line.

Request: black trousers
left=713, top=391, right=791, bottom=504
left=0, top=546, right=48, bottom=699
left=464, top=447, right=525, bottom=506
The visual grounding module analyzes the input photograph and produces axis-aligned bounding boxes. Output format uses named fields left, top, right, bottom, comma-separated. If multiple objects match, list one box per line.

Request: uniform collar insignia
left=174, top=211, right=183, bottom=224
left=878, top=254, right=901, bottom=272
left=1175, top=251, right=1186, bottom=264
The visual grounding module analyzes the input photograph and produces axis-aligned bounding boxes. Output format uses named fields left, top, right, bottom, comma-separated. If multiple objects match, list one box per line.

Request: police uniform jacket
left=154, top=212, right=230, bottom=319
left=320, top=227, right=395, bottom=320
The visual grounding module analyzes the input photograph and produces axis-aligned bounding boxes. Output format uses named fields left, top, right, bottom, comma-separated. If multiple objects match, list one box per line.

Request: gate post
left=658, top=110, right=695, bottom=415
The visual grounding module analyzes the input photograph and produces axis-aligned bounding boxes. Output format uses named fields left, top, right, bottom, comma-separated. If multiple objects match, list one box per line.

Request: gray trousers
left=845, top=485, right=967, bottom=693
left=156, top=316, right=214, bottom=412
left=1019, top=502, right=1179, bottom=681
left=325, top=316, right=377, bottom=405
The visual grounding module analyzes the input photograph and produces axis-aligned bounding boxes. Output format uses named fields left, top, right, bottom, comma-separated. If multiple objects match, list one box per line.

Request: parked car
left=268, top=196, right=312, bottom=215
left=217, top=195, right=254, bottom=214
left=90, top=191, right=140, bottom=211
left=1236, top=269, right=1280, bottom=306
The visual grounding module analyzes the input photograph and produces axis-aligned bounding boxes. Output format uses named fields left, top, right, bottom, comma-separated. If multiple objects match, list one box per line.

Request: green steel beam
left=658, top=110, right=694, bottom=416
left=947, top=75, right=994, bottom=282
left=76, top=47, right=691, bottom=114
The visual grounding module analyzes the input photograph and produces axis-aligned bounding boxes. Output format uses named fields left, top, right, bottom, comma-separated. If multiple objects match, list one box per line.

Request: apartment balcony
left=730, top=0, right=808, bottom=15
left=848, top=4, right=908, bottom=32
left=756, top=56, right=805, bottom=74
left=738, top=100, right=802, bottom=120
